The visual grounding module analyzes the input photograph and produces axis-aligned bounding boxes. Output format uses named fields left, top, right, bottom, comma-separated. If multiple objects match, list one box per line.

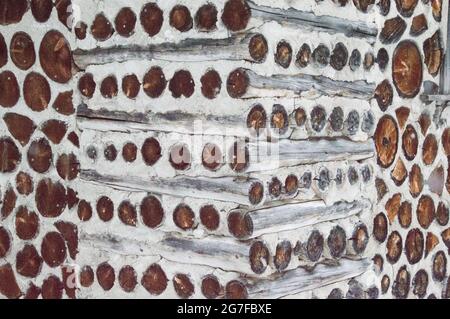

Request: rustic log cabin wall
left=0, top=0, right=448, bottom=299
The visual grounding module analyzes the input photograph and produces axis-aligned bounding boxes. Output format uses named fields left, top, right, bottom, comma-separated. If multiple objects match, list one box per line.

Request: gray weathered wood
left=77, top=104, right=249, bottom=137
left=421, top=94, right=450, bottom=103
left=243, top=258, right=370, bottom=298
left=229, top=199, right=371, bottom=239
left=247, top=0, right=378, bottom=42
left=75, top=245, right=234, bottom=299
left=80, top=169, right=261, bottom=206
left=79, top=228, right=368, bottom=279
left=440, top=1, right=450, bottom=95
left=245, top=69, right=375, bottom=100
left=246, top=138, right=374, bottom=172
left=77, top=105, right=375, bottom=143
left=73, top=34, right=262, bottom=69
left=80, top=230, right=254, bottom=274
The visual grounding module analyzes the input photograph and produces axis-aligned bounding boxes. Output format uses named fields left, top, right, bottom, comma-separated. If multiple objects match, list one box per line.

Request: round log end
left=221, top=0, right=251, bottom=32
left=249, top=34, right=268, bottom=63
left=405, top=228, right=424, bottom=264
left=227, top=68, right=249, bottom=98
left=228, top=212, right=253, bottom=239
left=225, top=280, right=248, bottom=299
left=173, top=204, right=195, bottom=231
left=201, top=275, right=222, bottom=299
left=392, top=40, right=423, bottom=98
left=249, top=241, right=270, bottom=274
left=375, top=115, right=398, bottom=168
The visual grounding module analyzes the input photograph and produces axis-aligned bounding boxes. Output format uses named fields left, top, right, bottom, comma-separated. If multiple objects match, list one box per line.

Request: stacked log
left=0, top=0, right=446, bottom=300
left=372, top=0, right=449, bottom=299
left=0, top=0, right=79, bottom=299
left=67, top=0, right=380, bottom=299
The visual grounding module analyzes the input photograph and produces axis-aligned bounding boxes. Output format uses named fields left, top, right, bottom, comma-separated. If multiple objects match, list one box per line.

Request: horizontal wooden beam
left=77, top=105, right=374, bottom=141
left=247, top=0, right=378, bottom=42
left=80, top=227, right=368, bottom=279
left=246, top=138, right=374, bottom=172
left=244, top=69, right=376, bottom=100
left=420, top=94, right=450, bottom=103
left=80, top=230, right=255, bottom=274
left=79, top=130, right=373, bottom=176
left=78, top=108, right=374, bottom=175
left=75, top=244, right=229, bottom=298
left=76, top=104, right=248, bottom=137
left=73, top=33, right=264, bottom=69
left=242, top=258, right=370, bottom=298
left=228, top=199, right=371, bottom=239
left=80, top=169, right=262, bottom=206
left=79, top=230, right=369, bottom=296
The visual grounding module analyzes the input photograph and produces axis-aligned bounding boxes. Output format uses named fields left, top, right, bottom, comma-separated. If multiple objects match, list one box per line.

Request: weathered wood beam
left=79, top=227, right=368, bottom=279
left=78, top=109, right=374, bottom=175
left=242, top=258, right=370, bottom=299
left=246, top=138, right=374, bottom=172
left=72, top=33, right=265, bottom=70
left=79, top=127, right=373, bottom=175
left=77, top=104, right=374, bottom=141
left=421, top=94, right=450, bottom=103
left=79, top=230, right=255, bottom=274
left=80, top=169, right=263, bottom=206
left=439, top=2, right=450, bottom=95
left=247, top=0, right=378, bottom=42
left=79, top=231, right=369, bottom=298
left=76, top=104, right=248, bottom=137
left=241, top=69, right=376, bottom=100
left=75, top=246, right=226, bottom=299
left=228, top=199, right=371, bottom=239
